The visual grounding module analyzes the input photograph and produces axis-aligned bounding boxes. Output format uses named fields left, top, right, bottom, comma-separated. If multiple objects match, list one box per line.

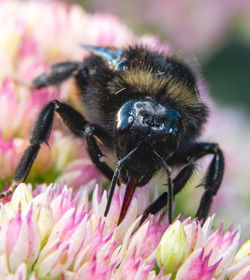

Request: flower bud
left=234, top=240, right=250, bottom=262
left=9, top=183, right=33, bottom=212
left=156, top=220, right=188, bottom=274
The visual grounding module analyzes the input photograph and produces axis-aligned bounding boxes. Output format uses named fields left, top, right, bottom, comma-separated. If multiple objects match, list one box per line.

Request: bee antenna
left=81, top=44, right=122, bottom=67
left=153, top=149, right=173, bottom=224
left=104, top=146, right=138, bottom=218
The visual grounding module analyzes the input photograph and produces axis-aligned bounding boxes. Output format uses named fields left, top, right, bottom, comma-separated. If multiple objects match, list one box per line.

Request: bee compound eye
left=116, top=115, right=134, bottom=150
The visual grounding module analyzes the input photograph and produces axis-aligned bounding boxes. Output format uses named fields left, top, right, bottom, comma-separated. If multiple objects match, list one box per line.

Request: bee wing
left=82, top=45, right=126, bottom=70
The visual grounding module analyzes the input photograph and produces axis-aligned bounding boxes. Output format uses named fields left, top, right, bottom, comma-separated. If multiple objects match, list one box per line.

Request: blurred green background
left=73, top=0, right=250, bottom=113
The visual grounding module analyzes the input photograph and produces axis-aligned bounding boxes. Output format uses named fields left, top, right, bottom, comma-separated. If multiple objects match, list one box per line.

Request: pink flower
left=156, top=216, right=250, bottom=279
left=0, top=2, right=249, bottom=279
left=0, top=183, right=168, bottom=279
left=176, top=249, right=220, bottom=280
left=1, top=183, right=250, bottom=279
left=0, top=133, right=18, bottom=178
left=2, top=263, right=38, bottom=280
left=0, top=202, right=40, bottom=275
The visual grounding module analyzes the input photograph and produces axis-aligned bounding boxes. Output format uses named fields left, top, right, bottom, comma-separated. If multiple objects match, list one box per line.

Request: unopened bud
left=234, top=240, right=250, bottom=263
left=156, top=220, right=188, bottom=274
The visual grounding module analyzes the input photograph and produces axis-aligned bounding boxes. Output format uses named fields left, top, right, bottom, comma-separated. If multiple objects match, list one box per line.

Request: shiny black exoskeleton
left=116, top=99, right=182, bottom=185
left=2, top=45, right=224, bottom=225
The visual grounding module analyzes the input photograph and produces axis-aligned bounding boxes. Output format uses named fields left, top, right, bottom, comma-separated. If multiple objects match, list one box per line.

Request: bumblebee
left=1, top=45, right=224, bottom=225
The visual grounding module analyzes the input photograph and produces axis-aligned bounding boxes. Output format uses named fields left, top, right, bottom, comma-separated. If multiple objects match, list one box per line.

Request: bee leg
left=139, top=163, right=195, bottom=225
left=83, top=125, right=114, bottom=181
left=32, top=61, right=85, bottom=89
left=48, top=101, right=114, bottom=181
left=190, top=143, right=224, bottom=221
left=0, top=102, right=56, bottom=198
left=0, top=100, right=113, bottom=198
left=139, top=192, right=168, bottom=225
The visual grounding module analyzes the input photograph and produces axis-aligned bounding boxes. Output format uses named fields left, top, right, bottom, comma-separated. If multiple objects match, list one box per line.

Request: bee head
left=115, top=98, right=183, bottom=160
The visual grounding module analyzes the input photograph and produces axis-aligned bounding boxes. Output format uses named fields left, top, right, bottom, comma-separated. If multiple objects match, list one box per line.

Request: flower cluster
left=0, top=1, right=250, bottom=279
left=157, top=217, right=250, bottom=279
left=0, top=183, right=250, bottom=279
left=0, top=183, right=168, bottom=280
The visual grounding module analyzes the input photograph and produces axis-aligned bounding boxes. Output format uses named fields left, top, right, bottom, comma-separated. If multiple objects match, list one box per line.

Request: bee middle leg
left=191, top=142, right=224, bottom=221
left=0, top=100, right=113, bottom=198
left=140, top=142, right=224, bottom=225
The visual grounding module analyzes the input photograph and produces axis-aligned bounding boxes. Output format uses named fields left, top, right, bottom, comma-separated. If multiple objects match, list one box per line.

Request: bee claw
left=0, top=181, right=19, bottom=199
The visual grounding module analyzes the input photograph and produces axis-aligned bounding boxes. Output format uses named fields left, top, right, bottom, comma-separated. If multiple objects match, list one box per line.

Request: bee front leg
left=53, top=101, right=115, bottom=181
left=139, top=162, right=195, bottom=225
left=83, top=125, right=114, bottom=181
left=1, top=100, right=113, bottom=198
left=0, top=102, right=56, bottom=198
